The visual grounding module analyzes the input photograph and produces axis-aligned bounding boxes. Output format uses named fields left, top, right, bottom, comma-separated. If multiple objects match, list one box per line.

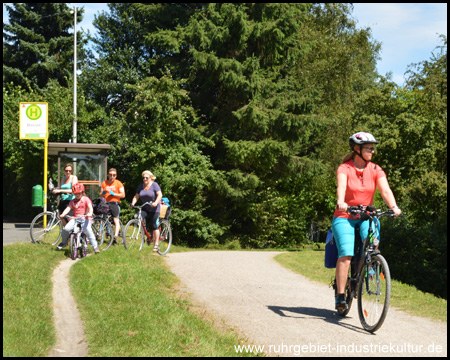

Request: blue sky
left=4, top=3, right=447, bottom=86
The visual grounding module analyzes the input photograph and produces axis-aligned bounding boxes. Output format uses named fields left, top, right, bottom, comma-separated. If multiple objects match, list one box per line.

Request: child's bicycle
left=331, top=205, right=398, bottom=333
left=67, top=216, right=90, bottom=260
left=124, top=202, right=172, bottom=255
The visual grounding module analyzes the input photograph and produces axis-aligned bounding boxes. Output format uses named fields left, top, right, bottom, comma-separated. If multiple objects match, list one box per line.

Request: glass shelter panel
left=59, top=153, right=106, bottom=200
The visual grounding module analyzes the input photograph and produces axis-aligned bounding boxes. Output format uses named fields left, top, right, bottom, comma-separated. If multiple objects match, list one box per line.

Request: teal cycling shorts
left=331, top=217, right=380, bottom=258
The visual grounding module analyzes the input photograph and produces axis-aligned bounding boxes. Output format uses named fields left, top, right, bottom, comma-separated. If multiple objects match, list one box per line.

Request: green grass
left=7, top=241, right=444, bottom=356
left=3, top=243, right=253, bottom=357
left=274, top=248, right=447, bottom=323
left=70, top=246, right=252, bottom=356
left=3, top=243, right=66, bottom=357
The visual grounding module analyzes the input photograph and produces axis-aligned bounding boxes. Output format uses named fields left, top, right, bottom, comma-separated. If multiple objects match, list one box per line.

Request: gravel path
left=165, top=251, right=447, bottom=357
left=48, top=258, right=88, bottom=357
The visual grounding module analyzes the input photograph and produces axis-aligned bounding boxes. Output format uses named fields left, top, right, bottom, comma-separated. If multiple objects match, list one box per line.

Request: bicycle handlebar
left=346, top=205, right=397, bottom=218
left=130, top=201, right=153, bottom=209
left=65, top=215, right=91, bottom=220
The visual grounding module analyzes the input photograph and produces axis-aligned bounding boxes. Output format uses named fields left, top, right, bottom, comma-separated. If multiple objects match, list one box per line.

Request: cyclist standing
left=57, top=183, right=100, bottom=254
left=332, top=132, right=401, bottom=310
left=130, top=170, right=163, bottom=252
left=100, top=168, right=125, bottom=242
left=50, top=163, right=78, bottom=226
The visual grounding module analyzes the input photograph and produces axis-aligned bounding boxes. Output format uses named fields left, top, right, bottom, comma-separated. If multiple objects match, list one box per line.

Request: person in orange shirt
left=100, top=168, right=125, bottom=241
left=332, top=132, right=401, bottom=311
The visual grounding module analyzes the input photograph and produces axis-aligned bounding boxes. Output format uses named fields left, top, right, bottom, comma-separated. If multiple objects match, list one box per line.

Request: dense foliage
left=3, top=4, right=446, bottom=297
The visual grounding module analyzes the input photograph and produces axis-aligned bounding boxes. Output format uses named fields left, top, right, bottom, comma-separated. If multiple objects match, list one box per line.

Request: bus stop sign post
left=20, top=102, right=49, bottom=225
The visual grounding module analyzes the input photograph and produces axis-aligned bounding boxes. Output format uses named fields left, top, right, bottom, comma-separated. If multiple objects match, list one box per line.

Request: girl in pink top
left=332, top=132, right=401, bottom=310
left=57, top=183, right=100, bottom=253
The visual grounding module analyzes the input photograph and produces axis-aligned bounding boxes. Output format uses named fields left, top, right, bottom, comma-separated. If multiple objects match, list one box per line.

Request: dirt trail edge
left=165, top=251, right=447, bottom=357
left=48, top=258, right=88, bottom=357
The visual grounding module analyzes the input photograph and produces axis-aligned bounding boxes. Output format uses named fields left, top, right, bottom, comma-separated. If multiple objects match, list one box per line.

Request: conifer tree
left=3, top=3, right=84, bottom=90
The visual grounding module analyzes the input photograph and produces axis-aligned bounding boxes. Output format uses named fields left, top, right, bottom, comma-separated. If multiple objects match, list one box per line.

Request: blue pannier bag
left=325, top=229, right=338, bottom=269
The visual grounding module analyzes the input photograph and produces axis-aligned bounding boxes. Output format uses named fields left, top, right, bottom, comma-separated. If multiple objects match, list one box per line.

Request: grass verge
left=3, top=243, right=66, bottom=357
left=274, top=248, right=447, bottom=323
left=70, top=246, right=253, bottom=356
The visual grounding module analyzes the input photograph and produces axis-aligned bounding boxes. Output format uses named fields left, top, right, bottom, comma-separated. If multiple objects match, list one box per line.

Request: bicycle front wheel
left=124, top=219, right=143, bottom=250
left=69, top=234, right=77, bottom=260
left=92, top=217, right=109, bottom=251
left=157, top=220, right=172, bottom=256
left=30, top=212, right=62, bottom=245
left=104, top=219, right=125, bottom=250
left=357, top=254, right=391, bottom=332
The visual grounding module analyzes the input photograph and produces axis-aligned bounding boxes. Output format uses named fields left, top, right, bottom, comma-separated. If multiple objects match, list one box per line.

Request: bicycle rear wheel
left=357, top=254, right=391, bottom=332
left=30, top=212, right=62, bottom=245
left=157, top=219, right=172, bottom=256
left=124, top=219, right=143, bottom=250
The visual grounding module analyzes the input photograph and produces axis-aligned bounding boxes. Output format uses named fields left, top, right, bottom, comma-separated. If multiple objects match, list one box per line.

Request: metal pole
left=73, top=6, right=77, bottom=143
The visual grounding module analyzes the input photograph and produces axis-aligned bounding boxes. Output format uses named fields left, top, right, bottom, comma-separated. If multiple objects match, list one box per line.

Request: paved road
left=3, top=221, right=32, bottom=245
left=165, top=251, right=447, bottom=357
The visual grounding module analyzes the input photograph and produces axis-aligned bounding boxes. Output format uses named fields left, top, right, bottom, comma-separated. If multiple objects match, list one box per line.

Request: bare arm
left=336, top=172, right=348, bottom=212
left=151, top=191, right=163, bottom=208
left=377, top=177, right=402, bottom=216
left=131, top=193, right=140, bottom=206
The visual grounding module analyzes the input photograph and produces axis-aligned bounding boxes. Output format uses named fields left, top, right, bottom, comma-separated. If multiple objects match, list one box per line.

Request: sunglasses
left=362, top=147, right=375, bottom=152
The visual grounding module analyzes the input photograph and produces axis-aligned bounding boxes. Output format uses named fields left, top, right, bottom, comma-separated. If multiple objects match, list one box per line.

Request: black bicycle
left=92, top=212, right=125, bottom=251
left=331, top=205, right=397, bottom=332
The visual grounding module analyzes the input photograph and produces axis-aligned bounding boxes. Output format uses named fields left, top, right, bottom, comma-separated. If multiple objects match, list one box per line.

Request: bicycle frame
left=130, top=202, right=154, bottom=241
left=70, top=217, right=89, bottom=259
left=350, top=218, right=379, bottom=297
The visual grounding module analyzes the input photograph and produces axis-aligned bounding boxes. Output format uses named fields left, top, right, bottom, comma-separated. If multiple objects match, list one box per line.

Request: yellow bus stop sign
left=20, top=102, right=48, bottom=139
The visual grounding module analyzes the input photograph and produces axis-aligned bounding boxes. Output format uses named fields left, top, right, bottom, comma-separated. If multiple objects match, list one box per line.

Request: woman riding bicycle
left=332, top=132, right=401, bottom=310
left=57, top=183, right=100, bottom=254
left=130, top=170, right=163, bottom=252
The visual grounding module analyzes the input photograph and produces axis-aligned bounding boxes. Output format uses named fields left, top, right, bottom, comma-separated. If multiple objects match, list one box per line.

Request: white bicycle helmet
left=349, top=132, right=379, bottom=162
left=349, top=132, right=378, bottom=148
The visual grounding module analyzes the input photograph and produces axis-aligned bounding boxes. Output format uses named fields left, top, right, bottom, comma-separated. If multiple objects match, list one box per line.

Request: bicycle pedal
left=335, top=302, right=348, bottom=311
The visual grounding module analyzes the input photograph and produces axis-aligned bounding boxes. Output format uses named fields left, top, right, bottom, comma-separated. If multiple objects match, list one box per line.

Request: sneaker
left=335, top=293, right=348, bottom=310
left=56, top=243, right=65, bottom=250
left=94, top=247, right=100, bottom=254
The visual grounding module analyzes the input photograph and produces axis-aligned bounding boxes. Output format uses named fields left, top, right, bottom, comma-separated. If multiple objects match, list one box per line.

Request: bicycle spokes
left=358, top=255, right=391, bottom=332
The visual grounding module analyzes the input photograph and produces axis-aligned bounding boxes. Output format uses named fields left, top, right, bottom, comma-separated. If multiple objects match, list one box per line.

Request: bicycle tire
left=91, top=217, right=108, bottom=250
left=80, top=234, right=88, bottom=258
left=157, top=220, right=172, bottom=256
left=69, top=234, right=77, bottom=260
left=104, top=219, right=125, bottom=250
left=357, top=254, right=391, bottom=332
left=124, top=219, right=143, bottom=250
left=30, top=211, right=62, bottom=245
